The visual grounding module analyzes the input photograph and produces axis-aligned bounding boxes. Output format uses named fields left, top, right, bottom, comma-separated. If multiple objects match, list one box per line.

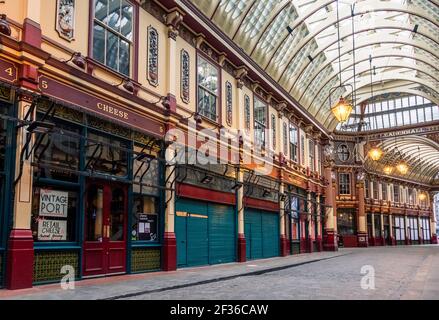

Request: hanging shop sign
left=38, top=219, right=67, bottom=241
left=0, top=58, right=18, bottom=84
left=39, top=189, right=68, bottom=218
left=37, top=75, right=165, bottom=137
left=137, top=213, right=158, bottom=241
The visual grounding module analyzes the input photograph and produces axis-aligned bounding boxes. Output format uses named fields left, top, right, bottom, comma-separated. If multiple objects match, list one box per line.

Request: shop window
left=421, top=217, right=431, bottom=241
left=289, top=124, right=298, bottom=162
left=337, top=210, right=356, bottom=235
left=254, top=97, right=267, bottom=147
left=408, top=217, right=419, bottom=241
left=34, top=117, right=80, bottom=183
left=374, top=214, right=381, bottom=238
left=365, top=179, right=369, bottom=198
left=290, top=196, right=300, bottom=240
left=86, top=131, right=129, bottom=177
left=393, top=184, right=400, bottom=202
left=308, top=139, right=315, bottom=171
left=93, top=0, right=133, bottom=76
left=197, top=55, right=219, bottom=121
left=31, top=187, right=77, bottom=242
left=300, top=134, right=305, bottom=166
left=393, top=216, right=405, bottom=241
left=382, top=183, right=387, bottom=201
left=132, top=196, right=159, bottom=242
left=372, top=181, right=379, bottom=199
left=339, top=173, right=350, bottom=195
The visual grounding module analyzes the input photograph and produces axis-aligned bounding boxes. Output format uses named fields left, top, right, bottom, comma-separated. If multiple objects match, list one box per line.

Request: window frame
left=90, top=0, right=136, bottom=78
left=338, top=173, right=351, bottom=195
left=289, top=123, right=298, bottom=163
left=196, top=52, right=221, bottom=123
left=253, top=94, right=268, bottom=148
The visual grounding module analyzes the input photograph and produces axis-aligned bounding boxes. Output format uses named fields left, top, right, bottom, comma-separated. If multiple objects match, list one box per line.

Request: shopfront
left=407, top=216, right=419, bottom=245
left=285, top=187, right=302, bottom=255
left=393, top=215, right=406, bottom=245
left=337, top=208, right=357, bottom=247
left=175, top=164, right=237, bottom=268
left=0, top=86, right=16, bottom=287
left=29, top=96, right=164, bottom=284
left=420, top=216, right=431, bottom=244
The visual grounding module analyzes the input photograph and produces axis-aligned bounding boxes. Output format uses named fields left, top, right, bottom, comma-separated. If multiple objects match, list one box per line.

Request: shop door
left=83, top=182, right=127, bottom=277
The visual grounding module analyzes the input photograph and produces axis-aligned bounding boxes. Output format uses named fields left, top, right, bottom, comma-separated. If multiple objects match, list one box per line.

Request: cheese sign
left=38, top=220, right=67, bottom=241
left=39, top=189, right=69, bottom=218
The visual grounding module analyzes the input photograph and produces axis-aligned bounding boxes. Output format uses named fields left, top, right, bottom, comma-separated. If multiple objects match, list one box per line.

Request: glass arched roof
left=337, top=93, right=439, bottom=131
left=365, top=135, right=439, bottom=183
left=189, top=0, right=439, bottom=132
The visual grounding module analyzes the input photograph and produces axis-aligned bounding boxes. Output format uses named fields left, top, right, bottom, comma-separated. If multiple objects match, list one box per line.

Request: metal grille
left=131, top=248, right=161, bottom=273
left=33, top=251, right=79, bottom=284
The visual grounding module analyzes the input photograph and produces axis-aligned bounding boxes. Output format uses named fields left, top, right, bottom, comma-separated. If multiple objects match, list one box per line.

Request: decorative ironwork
left=87, top=115, right=130, bottom=139
left=56, top=0, right=75, bottom=41
left=271, top=114, right=276, bottom=149
left=131, top=248, right=161, bottom=272
left=147, top=26, right=159, bottom=86
left=226, top=81, right=233, bottom=126
left=180, top=49, right=190, bottom=103
left=244, top=94, right=250, bottom=132
left=283, top=122, right=288, bottom=154
left=33, top=251, right=79, bottom=283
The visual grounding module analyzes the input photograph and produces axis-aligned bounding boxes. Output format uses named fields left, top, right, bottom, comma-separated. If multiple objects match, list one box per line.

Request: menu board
left=137, top=214, right=158, bottom=241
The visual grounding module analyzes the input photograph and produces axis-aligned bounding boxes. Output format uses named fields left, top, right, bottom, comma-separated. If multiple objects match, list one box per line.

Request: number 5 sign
left=0, top=58, right=17, bottom=83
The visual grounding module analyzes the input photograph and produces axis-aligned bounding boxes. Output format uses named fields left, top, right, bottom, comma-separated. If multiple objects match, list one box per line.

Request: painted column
left=23, top=0, right=42, bottom=47
left=431, top=193, right=438, bottom=244
left=164, top=10, right=183, bottom=113
left=380, top=213, right=385, bottom=246
left=417, top=215, right=423, bottom=244
left=370, top=213, right=376, bottom=246
left=6, top=99, right=35, bottom=289
left=162, top=145, right=177, bottom=271
left=389, top=213, right=396, bottom=245
left=316, top=193, right=323, bottom=251
left=306, top=190, right=313, bottom=253
left=279, top=182, right=288, bottom=256
left=356, top=178, right=368, bottom=247
left=236, top=169, right=246, bottom=262
left=323, top=165, right=337, bottom=251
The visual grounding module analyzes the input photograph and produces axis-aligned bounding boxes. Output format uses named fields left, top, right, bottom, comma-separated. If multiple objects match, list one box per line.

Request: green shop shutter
left=208, top=203, right=235, bottom=264
left=245, top=209, right=279, bottom=260
left=175, top=198, right=236, bottom=267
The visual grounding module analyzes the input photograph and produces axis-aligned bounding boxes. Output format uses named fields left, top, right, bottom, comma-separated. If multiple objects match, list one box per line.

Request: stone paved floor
left=1, top=245, right=438, bottom=300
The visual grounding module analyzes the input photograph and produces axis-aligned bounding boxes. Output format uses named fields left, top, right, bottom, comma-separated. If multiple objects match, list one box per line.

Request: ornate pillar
left=306, top=190, right=313, bottom=253
left=279, top=182, right=288, bottom=256
left=164, top=10, right=183, bottom=113
left=404, top=214, right=410, bottom=245
left=323, top=151, right=338, bottom=251
left=316, top=193, right=323, bottom=251
left=356, top=173, right=368, bottom=247
left=430, top=192, right=438, bottom=244
left=236, top=169, right=246, bottom=262
left=162, top=145, right=177, bottom=271
left=380, top=213, right=385, bottom=246
left=6, top=98, right=35, bottom=289
left=389, top=212, right=396, bottom=245
left=417, top=215, right=423, bottom=244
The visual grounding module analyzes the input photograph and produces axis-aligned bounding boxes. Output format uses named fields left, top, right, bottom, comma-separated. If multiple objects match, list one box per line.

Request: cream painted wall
left=138, top=9, right=168, bottom=97
left=39, top=0, right=89, bottom=57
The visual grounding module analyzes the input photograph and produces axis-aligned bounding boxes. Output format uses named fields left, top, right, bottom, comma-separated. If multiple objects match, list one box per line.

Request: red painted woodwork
left=237, top=233, right=246, bottom=262
left=307, top=238, right=313, bottom=253
left=244, top=197, right=280, bottom=212
left=342, top=235, right=358, bottom=247
left=83, top=182, right=127, bottom=277
left=432, top=234, right=438, bottom=244
left=375, top=237, right=384, bottom=246
left=315, top=236, right=323, bottom=252
left=369, top=236, right=376, bottom=246
left=178, top=183, right=236, bottom=206
left=6, top=229, right=34, bottom=290
left=162, top=232, right=177, bottom=271
left=280, top=235, right=288, bottom=257
left=22, top=18, right=42, bottom=48
left=323, top=230, right=338, bottom=251
left=389, top=236, right=396, bottom=246
left=300, top=237, right=307, bottom=253
left=405, top=237, right=411, bottom=245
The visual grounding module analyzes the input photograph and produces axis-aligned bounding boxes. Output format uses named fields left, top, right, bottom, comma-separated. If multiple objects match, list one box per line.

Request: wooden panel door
left=83, top=182, right=127, bottom=277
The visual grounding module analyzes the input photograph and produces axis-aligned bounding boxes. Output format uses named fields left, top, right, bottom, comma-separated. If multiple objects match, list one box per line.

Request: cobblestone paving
left=1, top=246, right=438, bottom=300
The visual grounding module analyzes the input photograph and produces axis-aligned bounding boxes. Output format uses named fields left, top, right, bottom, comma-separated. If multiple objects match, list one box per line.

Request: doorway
left=83, top=182, right=127, bottom=277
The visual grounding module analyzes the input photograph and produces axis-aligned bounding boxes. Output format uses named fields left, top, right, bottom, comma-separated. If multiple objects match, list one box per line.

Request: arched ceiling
left=365, top=135, right=439, bottom=184
left=189, top=0, right=439, bottom=131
